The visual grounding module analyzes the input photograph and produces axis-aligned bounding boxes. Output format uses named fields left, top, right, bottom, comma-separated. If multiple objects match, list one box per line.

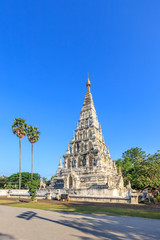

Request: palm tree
left=11, top=118, right=27, bottom=189
left=27, top=125, right=40, bottom=182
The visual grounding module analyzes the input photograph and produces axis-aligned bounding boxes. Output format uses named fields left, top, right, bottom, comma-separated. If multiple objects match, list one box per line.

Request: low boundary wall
left=70, top=195, right=131, bottom=204
left=0, top=189, right=138, bottom=204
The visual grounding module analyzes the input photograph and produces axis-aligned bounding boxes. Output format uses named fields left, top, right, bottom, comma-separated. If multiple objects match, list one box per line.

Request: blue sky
left=0, top=1, right=160, bottom=179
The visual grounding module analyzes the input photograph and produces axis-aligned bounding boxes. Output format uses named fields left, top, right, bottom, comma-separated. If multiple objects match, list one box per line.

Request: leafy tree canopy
left=116, top=148, right=160, bottom=190
left=11, top=118, right=28, bottom=138
left=5, top=172, right=40, bottom=189
left=0, top=176, right=7, bottom=189
left=27, top=125, right=40, bottom=143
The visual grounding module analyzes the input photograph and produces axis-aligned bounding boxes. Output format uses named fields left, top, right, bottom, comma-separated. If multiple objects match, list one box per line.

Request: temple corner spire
left=58, top=157, right=62, bottom=169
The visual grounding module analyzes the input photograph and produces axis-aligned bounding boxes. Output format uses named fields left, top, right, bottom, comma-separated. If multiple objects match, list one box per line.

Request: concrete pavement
left=0, top=205, right=160, bottom=240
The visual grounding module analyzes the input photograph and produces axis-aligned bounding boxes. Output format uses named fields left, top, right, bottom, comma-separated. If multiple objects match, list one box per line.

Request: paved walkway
left=0, top=205, right=160, bottom=240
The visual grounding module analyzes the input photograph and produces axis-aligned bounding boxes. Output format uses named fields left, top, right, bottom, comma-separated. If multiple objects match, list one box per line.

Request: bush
left=29, top=180, right=39, bottom=200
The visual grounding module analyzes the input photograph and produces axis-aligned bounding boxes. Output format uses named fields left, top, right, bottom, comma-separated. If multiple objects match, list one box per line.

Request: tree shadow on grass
left=17, top=211, right=159, bottom=240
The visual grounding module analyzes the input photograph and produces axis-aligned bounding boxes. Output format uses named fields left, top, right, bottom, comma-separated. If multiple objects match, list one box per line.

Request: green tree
left=116, top=147, right=146, bottom=186
left=116, top=147, right=160, bottom=190
left=11, top=118, right=28, bottom=189
left=6, top=172, right=40, bottom=189
left=51, top=175, right=57, bottom=180
left=27, top=125, right=40, bottom=182
left=0, top=176, right=7, bottom=189
left=5, top=182, right=15, bottom=189
left=132, top=151, right=160, bottom=189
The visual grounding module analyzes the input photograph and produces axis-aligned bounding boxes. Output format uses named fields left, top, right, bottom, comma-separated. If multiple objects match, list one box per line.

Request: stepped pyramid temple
left=52, top=78, right=133, bottom=203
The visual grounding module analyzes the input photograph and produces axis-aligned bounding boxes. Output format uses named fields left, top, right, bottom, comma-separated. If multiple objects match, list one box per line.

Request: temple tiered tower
left=53, top=78, right=130, bottom=198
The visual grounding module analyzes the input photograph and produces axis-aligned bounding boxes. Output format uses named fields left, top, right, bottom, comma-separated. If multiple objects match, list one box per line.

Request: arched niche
left=69, top=175, right=73, bottom=189
left=89, top=142, right=92, bottom=151
left=72, top=159, right=76, bottom=168
left=68, top=158, right=71, bottom=168
left=89, top=155, right=93, bottom=166
left=81, top=142, right=84, bottom=152
left=89, top=129, right=92, bottom=138
left=83, top=130, right=85, bottom=139
left=82, top=156, right=86, bottom=166
left=77, top=143, right=79, bottom=153
left=78, top=156, right=81, bottom=167
left=74, top=144, right=76, bottom=154
left=84, top=143, right=87, bottom=151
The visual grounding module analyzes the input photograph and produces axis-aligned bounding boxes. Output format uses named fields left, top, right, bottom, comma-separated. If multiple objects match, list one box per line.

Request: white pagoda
left=53, top=78, right=131, bottom=201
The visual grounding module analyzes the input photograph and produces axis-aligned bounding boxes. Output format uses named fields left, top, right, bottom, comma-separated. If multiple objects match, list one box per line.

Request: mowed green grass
left=0, top=199, right=160, bottom=219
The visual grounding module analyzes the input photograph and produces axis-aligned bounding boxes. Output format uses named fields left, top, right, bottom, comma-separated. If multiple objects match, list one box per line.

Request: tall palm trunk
left=31, top=143, right=33, bottom=182
left=19, top=138, right=21, bottom=189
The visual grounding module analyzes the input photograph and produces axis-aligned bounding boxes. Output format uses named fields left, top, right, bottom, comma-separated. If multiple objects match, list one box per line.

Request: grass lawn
left=0, top=199, right=160, bottom=219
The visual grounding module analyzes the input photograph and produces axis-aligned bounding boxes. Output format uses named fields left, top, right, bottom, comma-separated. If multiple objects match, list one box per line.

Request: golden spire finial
left=86, top=75, right=91, bottom=93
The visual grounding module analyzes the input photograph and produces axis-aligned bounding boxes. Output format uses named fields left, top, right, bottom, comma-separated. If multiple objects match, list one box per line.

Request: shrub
left=29, top=180, right=39, bottom=200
